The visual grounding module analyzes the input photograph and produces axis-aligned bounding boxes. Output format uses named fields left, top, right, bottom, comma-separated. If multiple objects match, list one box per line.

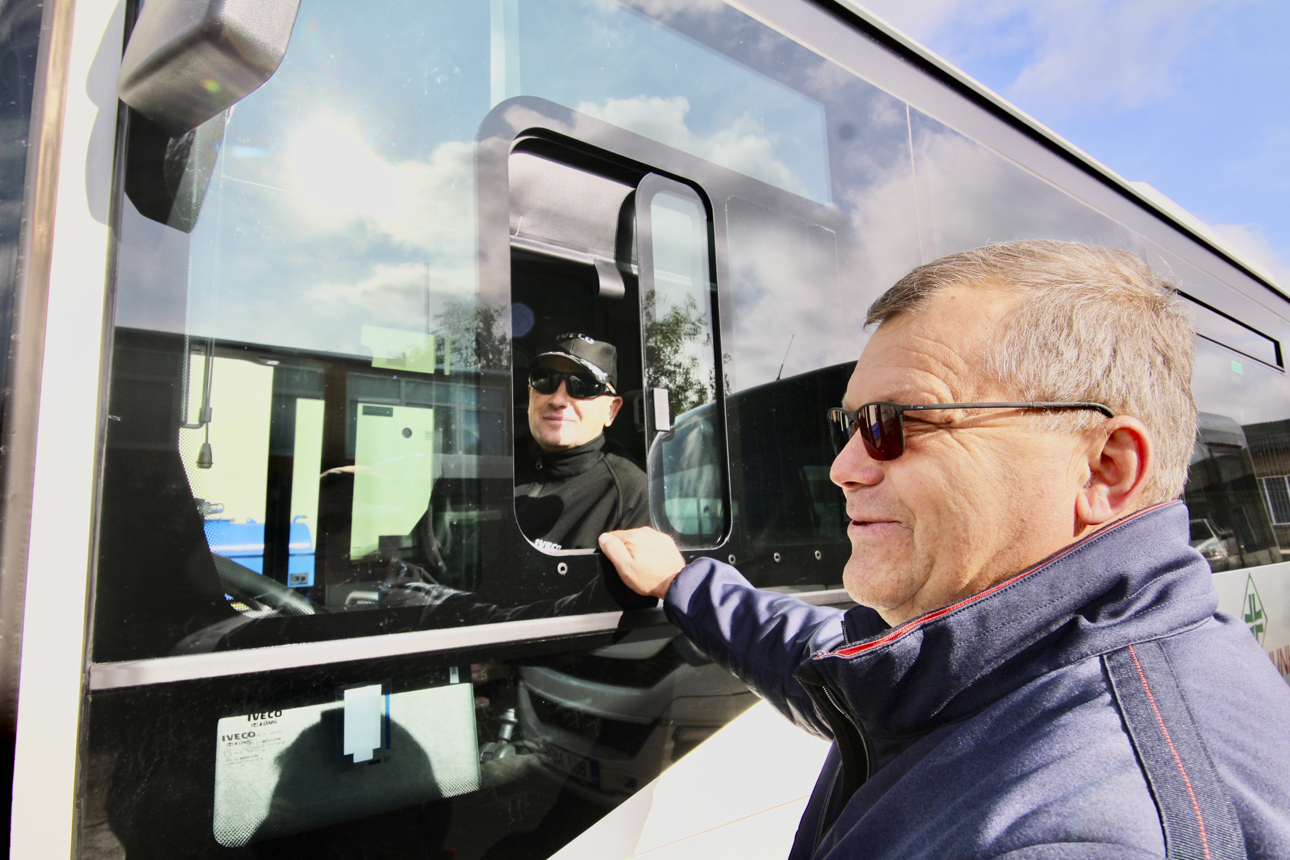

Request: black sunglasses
left=827, top=400, right=1116, bottom=460
left=529, top=365, right=613, bottom=399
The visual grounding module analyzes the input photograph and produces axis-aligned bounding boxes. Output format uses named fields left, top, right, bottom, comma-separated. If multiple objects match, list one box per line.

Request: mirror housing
left=117, top=0, right=302, bottom=134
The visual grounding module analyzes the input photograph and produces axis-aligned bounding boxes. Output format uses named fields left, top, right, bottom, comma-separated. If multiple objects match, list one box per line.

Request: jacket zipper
left=807, top=682, right=872, bottom=854
left=824, top=685, right=871, bottom=781
left=812, top=767, right=839, bottom=852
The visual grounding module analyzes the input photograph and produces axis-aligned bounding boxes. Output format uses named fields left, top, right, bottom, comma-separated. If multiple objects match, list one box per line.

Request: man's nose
left=549, top=381, right=571, bottom=405
left=830, top=434, right=884, bottom=488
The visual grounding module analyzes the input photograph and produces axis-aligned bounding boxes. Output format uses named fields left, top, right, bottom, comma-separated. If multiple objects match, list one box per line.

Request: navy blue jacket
left=664, top=503, right=1290, bottom=859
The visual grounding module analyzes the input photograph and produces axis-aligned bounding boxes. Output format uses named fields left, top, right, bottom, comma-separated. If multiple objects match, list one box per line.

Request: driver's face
left=528, top=357, right=623, bottom=452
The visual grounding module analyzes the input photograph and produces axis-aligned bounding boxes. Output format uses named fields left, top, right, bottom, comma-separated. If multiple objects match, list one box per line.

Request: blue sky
left=858, top=0, right=1290, bottom=289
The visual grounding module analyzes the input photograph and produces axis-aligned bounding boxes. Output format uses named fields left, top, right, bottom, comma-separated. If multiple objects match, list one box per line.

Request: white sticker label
left=343, top=685, right=384, bottom=763
left=213, top=684, right=479, bottom=847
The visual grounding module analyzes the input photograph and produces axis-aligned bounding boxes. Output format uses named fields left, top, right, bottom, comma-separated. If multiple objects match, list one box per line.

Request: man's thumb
left=598, top=532, right=633, bottom=575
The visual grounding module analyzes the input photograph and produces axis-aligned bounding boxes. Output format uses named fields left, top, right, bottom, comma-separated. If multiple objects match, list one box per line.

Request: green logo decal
left=1243, top=574, right=1267, bottom=646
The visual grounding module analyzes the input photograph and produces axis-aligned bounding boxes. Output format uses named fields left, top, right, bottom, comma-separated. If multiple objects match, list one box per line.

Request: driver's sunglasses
left=827, top=400, right=1116, bottom=460
left=529, top=365, right=613, bottom=399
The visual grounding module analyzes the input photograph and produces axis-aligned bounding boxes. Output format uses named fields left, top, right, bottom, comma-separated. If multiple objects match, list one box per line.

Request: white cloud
left=1009, top=0, right=1233, bottom=112
left=620, top=0, right=726, bottom=17
left=1210, top=222, right=1290, bottom=290
left=722, top=150, right=924, bottom=390
left=574, top=95, right=810, bottom=197
left=197, top=129, right=481, bottom=356
left=857, top=0, right=1247, bottom=115
left=275, top=119, right=477, bottom=254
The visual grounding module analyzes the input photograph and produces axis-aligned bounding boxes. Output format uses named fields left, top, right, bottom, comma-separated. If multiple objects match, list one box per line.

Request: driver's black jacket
left=371, top=433, right=650, bottom=622
left=514, top=433, right=649, bottom=550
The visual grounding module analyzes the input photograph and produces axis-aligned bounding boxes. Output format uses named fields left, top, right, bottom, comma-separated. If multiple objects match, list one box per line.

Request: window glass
left=1187, top=297, right=1280, bottom=369
left=1188, top=337, right=1287, bottom=571
left=513, top=0, right=831, bottom=203
left=94, top=0, right=890, bottom=852
left=722, top=197, right=852, bottom=578
left=505, top=143, right=650, bottom=553
left=1259, top=477, right=1290, bottom=525
left=908, top=109, right=1141, bottom=258
left=639, top=179, right=726, bottom=547
left=80, top=640, right=758, bottom=856
left=89, top=0, right=1290, bottom=855
left=724, top=197, right=847, bottom=389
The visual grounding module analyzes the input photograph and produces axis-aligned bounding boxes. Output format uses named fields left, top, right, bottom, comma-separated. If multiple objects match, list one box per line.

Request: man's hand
left=598, top=528, right=686, bottom=599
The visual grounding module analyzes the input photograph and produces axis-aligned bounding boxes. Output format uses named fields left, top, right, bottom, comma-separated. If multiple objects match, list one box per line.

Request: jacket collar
left=527, top=433, right=606, bottom=480
left=796, top=502, right=1216, bottom=738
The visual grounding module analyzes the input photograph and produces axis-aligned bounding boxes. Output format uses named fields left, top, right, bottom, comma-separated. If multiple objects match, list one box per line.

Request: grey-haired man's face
left=528, top=357, right=623, bottom=452
left=829, top=288, right=1103, bottom=625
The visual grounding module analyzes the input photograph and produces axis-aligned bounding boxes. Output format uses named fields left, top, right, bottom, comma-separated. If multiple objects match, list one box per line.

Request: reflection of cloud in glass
left=576, top=96, right=810, bottom=198
left=190, top=124, right=478, bottom=357
left=279, top=119, right=476, bottom=253
left=726, top=198, right=852, bottom=391
left=911, top=111, right=1132, bottom=258
left=519, top=0, right=831, bottom=202
left=724, top=152, right=922, bottom=392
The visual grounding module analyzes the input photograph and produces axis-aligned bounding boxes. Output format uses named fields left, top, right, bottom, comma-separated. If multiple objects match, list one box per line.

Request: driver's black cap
left=534, top=333, right=618, bottom=390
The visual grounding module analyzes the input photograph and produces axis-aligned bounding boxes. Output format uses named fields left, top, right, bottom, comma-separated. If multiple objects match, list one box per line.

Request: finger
left=598, top=532, right=636, bottom=577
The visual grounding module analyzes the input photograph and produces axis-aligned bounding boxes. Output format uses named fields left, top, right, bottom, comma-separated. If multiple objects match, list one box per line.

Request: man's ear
left=604, top=395, right=624, bottom=426
left=1075, top=416, right=1154, bottom=529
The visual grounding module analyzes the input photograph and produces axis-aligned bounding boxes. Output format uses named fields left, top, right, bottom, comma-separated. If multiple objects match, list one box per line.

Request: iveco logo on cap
left=557, top=332, right=594, bottom=343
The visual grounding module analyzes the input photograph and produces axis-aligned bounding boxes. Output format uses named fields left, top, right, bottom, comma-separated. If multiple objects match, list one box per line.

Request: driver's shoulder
left=600, top=443, right=646, bottom=482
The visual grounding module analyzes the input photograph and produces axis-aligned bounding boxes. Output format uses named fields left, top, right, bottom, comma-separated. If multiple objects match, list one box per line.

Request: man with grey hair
left=600, top=240, right=1290, bottom=859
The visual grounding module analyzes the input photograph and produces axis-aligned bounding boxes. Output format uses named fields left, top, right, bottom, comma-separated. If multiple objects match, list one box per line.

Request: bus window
left=1187, top=336, right=1287, bottom=572
left=721, top=197, right=852, bottom=582
left=724, top=362, right=853, bottom=585
left=1185, top=413, right=1280, bottom=571
left=638, top=176, right=727, bottom=547
left=505, top=143, right=648, bottom=552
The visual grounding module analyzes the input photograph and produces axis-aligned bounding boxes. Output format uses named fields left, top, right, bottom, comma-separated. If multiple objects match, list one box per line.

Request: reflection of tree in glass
left=433, top=300, right=509, bottom=370
left=644, top=290, right=714, bottom=416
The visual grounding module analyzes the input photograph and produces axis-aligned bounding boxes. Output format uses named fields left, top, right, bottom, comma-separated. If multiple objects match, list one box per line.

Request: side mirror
left=117, top=0, right=302, bottom=135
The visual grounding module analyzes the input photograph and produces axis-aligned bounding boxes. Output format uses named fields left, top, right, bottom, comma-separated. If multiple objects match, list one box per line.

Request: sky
left=856, top=0, right=1290, bottom=289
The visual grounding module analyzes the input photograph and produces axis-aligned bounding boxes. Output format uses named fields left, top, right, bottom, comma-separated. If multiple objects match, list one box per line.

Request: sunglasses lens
left=529, top=367, right=607, bottom=399
left=828, top=404, right=904, bottom=459
left=529, top=367, right=559, bottom=394
left=828, top=408, right=853, bottom=455
left=861, top=403, right=902, bottom=460
left=564, top=374, right=605, bottom=399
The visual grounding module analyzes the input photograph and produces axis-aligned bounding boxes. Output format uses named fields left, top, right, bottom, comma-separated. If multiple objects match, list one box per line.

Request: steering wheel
left=211, top=553, right=317, bottom=616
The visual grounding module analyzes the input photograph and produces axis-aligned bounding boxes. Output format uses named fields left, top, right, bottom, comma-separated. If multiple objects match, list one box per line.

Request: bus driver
left=600, top=241, right=1290, bottom=859
left=515, top=333, right=649, bottom=551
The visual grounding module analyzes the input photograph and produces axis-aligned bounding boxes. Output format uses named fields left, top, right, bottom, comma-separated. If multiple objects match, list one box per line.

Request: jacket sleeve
left=664, top=557, right=845, bottom=739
